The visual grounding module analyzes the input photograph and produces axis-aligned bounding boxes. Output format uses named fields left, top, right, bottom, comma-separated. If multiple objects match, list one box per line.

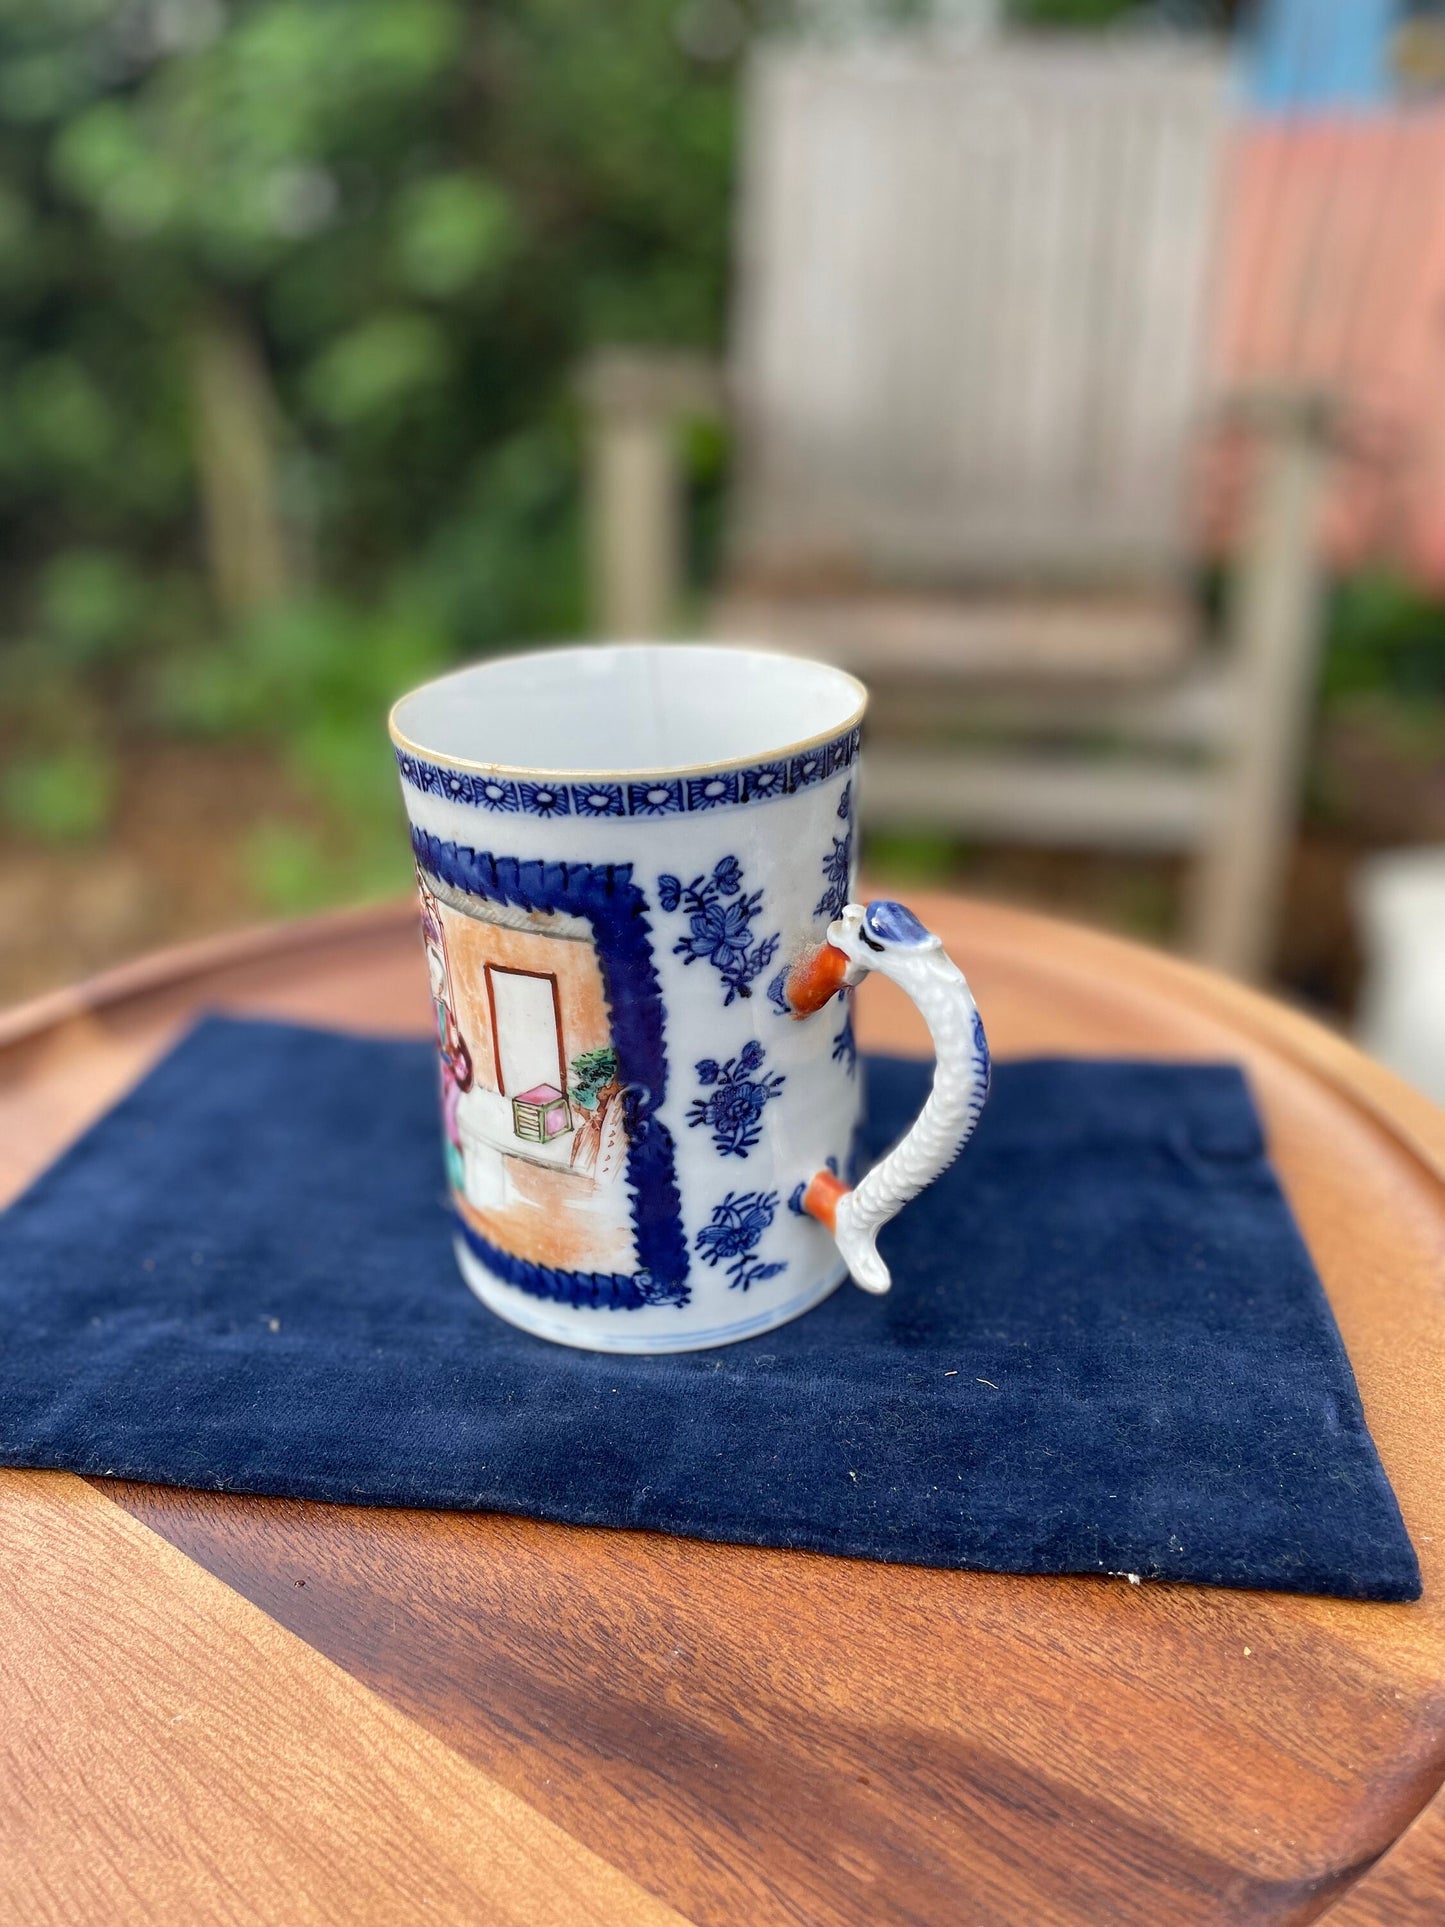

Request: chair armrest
left=576, top=348, right=725, bottom=426
left=576, top=350, right=726, bottom=639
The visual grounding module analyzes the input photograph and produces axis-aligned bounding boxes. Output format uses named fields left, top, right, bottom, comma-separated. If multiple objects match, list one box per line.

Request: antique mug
left=390, top=643, right=990, bottom=1353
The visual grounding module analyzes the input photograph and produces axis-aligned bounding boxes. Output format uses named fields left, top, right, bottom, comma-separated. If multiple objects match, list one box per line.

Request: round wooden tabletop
left=2, top=894, right=1443, bottom=1927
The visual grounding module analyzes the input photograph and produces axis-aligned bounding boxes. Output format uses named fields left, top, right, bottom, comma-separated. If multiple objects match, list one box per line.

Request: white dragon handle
left=784, top=899, right=990, bottom=1294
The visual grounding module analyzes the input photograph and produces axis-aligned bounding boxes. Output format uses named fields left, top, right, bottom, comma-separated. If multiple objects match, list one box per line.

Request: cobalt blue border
left=395, top=724, right=861, bottom=819
left=455, top=1219, right=679, bottom=1312
left=412, top=829, right=690, bottom=1311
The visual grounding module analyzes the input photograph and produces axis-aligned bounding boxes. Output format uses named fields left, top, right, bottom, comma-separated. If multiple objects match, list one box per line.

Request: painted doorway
left=485, top=965, right=565, bottom=1095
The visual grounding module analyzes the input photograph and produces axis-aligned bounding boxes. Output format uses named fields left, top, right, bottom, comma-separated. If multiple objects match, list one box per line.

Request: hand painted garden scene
left=419, top=873, right=636, bottom=1276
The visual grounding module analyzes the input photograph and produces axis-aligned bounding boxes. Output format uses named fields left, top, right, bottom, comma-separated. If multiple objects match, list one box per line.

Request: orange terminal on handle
left=783, top=940, right=856, bottom=1229
left=801, top=1165, right=849, bottom=1233
left=783, top=940, right=852, bottom=1017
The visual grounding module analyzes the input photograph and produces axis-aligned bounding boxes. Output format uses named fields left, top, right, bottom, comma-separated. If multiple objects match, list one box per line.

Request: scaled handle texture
left=785, top=900, right=991, bottom=1293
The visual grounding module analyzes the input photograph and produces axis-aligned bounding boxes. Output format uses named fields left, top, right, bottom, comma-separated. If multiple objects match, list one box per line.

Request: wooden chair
left=580, top=34, right=1330, bottom=980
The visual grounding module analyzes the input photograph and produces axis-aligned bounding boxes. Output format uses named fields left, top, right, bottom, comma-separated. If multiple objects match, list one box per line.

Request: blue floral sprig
left=658, top=856, right=781, bottom=1005
left=831, top=1011, right=857, bottom=1077
left=695, top=1188, right=787, bottom=1292
left=815, top=825, right=854, bottom=922
left=687, top=1040, right=785, bottom=1158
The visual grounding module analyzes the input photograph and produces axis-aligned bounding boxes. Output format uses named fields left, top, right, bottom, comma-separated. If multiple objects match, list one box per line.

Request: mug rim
left=388, top=640, right=868, bottom=782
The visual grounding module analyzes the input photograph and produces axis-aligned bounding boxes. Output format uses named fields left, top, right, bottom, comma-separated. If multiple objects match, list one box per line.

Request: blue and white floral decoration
left=695, top=1189, right=788, bottom=1292
left=687, top=1040, right=785, bottom=1158
left=659, top=856, right=781, bottom=1006
left=814, top=782, right=855, bottom=922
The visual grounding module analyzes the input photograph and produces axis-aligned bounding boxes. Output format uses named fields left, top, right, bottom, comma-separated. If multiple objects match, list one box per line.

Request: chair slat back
left=730, top=35, right=1230, bottom=587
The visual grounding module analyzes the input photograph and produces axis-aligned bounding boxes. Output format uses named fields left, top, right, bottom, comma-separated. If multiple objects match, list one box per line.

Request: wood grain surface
left=2, top=895, right=1443, bottom=1926
left=1325, top=1785, right=1445, bottom=1926
left=0, top=1468, right=685, bottom=1927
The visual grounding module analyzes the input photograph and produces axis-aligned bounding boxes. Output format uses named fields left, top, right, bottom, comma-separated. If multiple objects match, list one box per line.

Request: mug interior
left=390, top=643, right=865, bottom=777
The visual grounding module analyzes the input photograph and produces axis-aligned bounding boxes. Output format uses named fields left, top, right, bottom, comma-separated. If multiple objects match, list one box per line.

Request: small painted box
left=511, top=1083, right=573, bottom=1143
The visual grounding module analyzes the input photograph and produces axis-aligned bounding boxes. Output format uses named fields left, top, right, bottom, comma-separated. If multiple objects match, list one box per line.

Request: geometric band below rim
left=394, top=723, right=859, bottom=820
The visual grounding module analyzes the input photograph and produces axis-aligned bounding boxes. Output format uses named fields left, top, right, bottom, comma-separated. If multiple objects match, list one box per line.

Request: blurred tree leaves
left=303, top=311, right=453, bottom=429
left=2, top=747, right=116, bottom=841
left=392, top=175, right=520, bottom=299
left=0, top=0, right=738, bottom=563
left=1006, top=0, right=1146, bottom=21
left=1323, top=571, right=1445, bottom=706
left=0, top=0, right=742, bottom=882
left=39, top=547, right=146, bottom=661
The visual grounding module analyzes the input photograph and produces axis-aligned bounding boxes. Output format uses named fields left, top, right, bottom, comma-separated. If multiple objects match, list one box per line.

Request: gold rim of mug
left=388, top=641, right=868, bottom=782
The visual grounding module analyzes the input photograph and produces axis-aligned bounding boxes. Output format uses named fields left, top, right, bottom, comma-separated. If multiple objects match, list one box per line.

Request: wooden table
left=2, top=895, right=1443, bottom=1927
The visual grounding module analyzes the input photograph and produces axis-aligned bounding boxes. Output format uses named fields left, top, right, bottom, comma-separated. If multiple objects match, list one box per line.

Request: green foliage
left=1, top=747, right=115, bottom=842
left=0, top=0, right=742, bottom=886
left=392, top=175, right=520, bottom=298
left=0, top=0, right=740, bottom=556
left=1006, top=0, right=1144, bottom=22
left=1321, top=570, right=1445, bottom=706
left=157, top=593, right=452, bottom=859
left=569, top=1046, right=619, bottom=1110
left=243, top=820, right=335, bottom=915
left=303, top=311, right=453, bottom=430
left=39, top=549, right=146, bottom=663
left=861, top=826, right=958, bottom=887
left=243, top=815, right=411, bottom=914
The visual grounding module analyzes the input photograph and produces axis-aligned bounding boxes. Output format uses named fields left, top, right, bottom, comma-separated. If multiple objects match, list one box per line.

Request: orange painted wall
left=438, top=907, right=612, bottom=1099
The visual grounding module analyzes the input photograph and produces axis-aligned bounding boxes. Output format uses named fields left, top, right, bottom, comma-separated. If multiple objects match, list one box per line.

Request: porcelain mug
left=391, top=643, right=989, bottom=1353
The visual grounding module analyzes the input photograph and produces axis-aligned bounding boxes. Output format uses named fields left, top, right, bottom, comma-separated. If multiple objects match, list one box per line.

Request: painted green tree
left=569, top=1046, right=620, bottom=1110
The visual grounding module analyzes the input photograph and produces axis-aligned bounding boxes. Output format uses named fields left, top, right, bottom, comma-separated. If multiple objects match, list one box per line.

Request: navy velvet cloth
left=0, top=1016, right=1419, bottom=1601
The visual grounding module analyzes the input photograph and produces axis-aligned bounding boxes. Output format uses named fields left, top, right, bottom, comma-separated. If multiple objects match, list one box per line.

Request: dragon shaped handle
left=783, top=900, right=990, bottom=1294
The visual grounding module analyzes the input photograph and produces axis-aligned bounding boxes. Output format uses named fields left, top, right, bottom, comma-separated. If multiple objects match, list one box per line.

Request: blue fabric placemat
left=0, top=1015, right=1419, bottom=1600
